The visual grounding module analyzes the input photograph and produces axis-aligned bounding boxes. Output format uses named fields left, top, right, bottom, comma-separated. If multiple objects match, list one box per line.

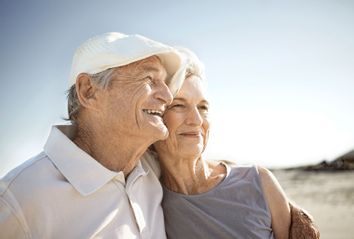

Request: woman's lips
left=179, top=131, right=202, bottom=138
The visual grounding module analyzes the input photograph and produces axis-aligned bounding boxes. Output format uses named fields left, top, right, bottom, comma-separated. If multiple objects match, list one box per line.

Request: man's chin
left=144, top=120, right=169, bottom=141
left=156, top=125, right=169, bottom=141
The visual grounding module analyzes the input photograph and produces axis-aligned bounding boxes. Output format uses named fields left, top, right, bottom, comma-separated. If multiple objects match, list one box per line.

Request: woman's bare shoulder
left=257, top=165, right=291, bottom=239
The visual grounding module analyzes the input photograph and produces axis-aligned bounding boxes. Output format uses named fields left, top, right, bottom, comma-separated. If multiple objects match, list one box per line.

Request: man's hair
left=67, top=68, right=115, bottom=122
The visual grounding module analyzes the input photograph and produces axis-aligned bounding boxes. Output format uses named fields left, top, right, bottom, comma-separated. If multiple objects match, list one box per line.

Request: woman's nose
left=185, top=107, right=203, bottom=126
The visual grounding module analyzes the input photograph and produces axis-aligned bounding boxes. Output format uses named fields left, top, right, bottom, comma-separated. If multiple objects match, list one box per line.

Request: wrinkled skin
left=289, top=203, right=320, bottom=239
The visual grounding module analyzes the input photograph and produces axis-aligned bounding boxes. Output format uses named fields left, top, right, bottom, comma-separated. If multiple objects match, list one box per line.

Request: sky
left=1, top=0, right=353, bottom=176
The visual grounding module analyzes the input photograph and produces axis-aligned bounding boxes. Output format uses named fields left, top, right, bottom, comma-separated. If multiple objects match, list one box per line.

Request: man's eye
left=145, top=76, right=154, bottom=85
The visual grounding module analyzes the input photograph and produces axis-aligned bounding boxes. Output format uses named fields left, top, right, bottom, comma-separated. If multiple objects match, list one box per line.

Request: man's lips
left=142, top=109, right=164, bottom=117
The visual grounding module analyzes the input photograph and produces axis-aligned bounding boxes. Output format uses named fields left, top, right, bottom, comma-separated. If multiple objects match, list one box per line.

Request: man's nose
left=155, top=82, right=173, bottom=105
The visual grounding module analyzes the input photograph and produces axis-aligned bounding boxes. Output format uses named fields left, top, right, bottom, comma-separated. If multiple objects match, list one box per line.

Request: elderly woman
left=149, top=49, right=319, bottom=239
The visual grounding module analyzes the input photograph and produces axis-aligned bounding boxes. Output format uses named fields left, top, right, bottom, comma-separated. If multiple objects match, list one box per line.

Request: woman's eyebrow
left=200, top=100, right=209, bottom=105
left=173, top=98, right=209, bottom=105
left=172, top=97, right=186, bottom=102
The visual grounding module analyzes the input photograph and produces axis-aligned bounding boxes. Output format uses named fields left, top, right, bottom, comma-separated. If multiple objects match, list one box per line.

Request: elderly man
left=0, top=32, right=184, bottom=238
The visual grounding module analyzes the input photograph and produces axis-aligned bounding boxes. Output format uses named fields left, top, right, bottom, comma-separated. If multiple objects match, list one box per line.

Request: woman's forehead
left=176, top=76, right=208, bottom=101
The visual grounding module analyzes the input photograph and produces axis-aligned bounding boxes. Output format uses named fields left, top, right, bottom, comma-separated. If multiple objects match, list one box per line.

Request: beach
left=273, top=169, right=354, bottom=239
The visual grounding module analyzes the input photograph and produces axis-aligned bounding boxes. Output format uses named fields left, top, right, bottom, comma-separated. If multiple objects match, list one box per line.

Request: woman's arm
left=258, top=166, right=291, bottom=239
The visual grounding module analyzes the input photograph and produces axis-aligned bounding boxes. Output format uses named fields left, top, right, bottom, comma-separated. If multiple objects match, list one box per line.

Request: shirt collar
left=126, top=158, right=149, bottom=188
left=44, top=125, right=124, bottom=196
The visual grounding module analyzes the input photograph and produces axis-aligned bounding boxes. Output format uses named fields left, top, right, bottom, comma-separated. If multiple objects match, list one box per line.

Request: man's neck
left=73, top=124, right=149, bottom=177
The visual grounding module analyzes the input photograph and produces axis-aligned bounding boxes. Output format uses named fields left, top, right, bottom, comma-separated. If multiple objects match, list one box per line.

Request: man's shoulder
left=1, top=152, right=58, bottom=196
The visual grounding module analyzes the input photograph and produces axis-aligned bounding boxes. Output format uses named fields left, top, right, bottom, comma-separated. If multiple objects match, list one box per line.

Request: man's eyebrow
left=141, top=66, right=165, bottom=75
left=141, top=65, right=168, bottom=80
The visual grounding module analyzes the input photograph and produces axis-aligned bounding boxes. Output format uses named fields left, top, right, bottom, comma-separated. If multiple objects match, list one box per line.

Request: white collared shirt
left=0, top=125, right=166, bottom=239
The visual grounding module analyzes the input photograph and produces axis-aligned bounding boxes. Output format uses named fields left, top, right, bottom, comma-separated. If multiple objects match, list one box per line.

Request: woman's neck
left=159, top=154, right=226, bottom=195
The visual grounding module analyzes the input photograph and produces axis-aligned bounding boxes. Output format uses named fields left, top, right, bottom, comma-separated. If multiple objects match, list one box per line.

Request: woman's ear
left=75, top=73, right=100, bottom=110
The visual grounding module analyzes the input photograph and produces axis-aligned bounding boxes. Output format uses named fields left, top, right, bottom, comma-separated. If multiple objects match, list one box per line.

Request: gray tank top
left=162, top=164, right=274, bottom=239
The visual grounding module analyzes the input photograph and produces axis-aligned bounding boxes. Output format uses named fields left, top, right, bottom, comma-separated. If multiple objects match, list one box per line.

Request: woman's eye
left=198, top=105, right=209, bottom=112
left=168, top=104, right=186, bottom=110
left=172, top=104, right=185, bottom=108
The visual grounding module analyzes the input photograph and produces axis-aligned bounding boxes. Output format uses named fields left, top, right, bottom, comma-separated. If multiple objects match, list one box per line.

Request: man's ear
left=75, top=73, right=101, bottom=110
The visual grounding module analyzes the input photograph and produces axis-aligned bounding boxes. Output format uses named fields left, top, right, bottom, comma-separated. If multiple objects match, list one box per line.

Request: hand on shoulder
left=289, top=203, right=320, bottom=239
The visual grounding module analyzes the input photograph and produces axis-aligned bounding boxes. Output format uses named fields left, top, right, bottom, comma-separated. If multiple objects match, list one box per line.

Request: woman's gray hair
left=177, top=47, right=205, bottom=81
left=67, top=68, right=115, bottom=122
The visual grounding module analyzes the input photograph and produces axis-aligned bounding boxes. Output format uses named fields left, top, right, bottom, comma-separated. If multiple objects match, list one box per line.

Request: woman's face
left=154, top=75, right=210, bottom=159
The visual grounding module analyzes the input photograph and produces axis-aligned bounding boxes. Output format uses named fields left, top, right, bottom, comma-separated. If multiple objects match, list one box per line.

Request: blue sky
left=1, top=0, right=354, bottom=176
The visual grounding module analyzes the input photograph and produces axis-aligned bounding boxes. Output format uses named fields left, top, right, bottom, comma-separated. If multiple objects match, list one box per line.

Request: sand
left=272, top=170, right=354, bottom=239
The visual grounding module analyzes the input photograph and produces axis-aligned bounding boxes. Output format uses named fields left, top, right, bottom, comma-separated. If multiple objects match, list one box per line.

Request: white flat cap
left=69, top=32, right=185, bottom=95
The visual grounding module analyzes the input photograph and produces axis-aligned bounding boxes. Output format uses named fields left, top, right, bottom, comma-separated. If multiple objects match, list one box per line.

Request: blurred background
left=1, top=1, right=353, bottom=237
left=1, top=0, right=353, bottom=174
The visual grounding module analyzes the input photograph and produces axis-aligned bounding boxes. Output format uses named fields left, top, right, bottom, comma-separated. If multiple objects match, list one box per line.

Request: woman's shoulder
left=216, top=160, right=260, bottom=176
left=256, top=165, right=291, bottom=239
left=208, top=160, right=265, bottom=188
left=256, top=165, right=275, bottom=184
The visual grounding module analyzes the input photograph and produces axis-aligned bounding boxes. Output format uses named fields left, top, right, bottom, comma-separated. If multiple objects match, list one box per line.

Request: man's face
left=95, top=56, right=173, bottom=143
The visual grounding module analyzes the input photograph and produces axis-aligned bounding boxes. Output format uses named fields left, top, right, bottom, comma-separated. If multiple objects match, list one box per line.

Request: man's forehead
left=125, top=55, right=162, bottom=69
left=115, top=55, right=168, bottom=79
left=135, top=56, right=166, bottom=73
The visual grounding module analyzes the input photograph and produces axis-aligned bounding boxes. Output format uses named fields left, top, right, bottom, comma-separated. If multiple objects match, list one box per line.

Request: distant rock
left=287, top=149, right=354, bottom=171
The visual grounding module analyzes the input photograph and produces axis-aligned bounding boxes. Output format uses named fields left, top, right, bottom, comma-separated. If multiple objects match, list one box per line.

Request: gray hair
left=177, top=47, right=205, bottom=81
left=67, top=68, right=115, bottom=122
